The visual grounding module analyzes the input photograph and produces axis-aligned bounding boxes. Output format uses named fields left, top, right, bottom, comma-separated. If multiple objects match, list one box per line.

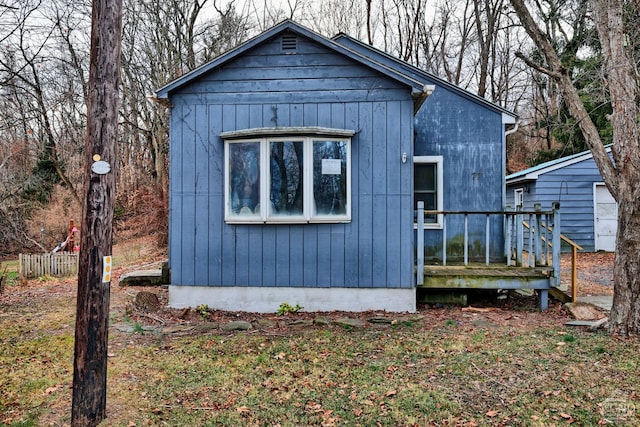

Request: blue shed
left=506, top=146, right=616, bottom=252
left=156, top=20, right=518, bottom=312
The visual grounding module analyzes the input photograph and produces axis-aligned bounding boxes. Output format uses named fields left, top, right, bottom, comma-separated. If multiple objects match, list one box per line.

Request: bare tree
left=307, top=0, right=370, bottom=39
left=511, top=0, right=640, bottom=335
left=0, top=0, right=91, bottom=252
left=120, top=0, right=252, bottom=199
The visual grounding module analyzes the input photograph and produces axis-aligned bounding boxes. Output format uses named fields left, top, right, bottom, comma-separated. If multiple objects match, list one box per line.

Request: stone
left=565, top=317, right=609, bottom=332
left=314, top=316, right=331, bottom=326
left=134, top=291, right=161, bottom=312
left=564, top=302, right=605, bottom=321
left=368, top=317, right=393, bottom=324
left=565, top=320, right=598, bottom=327
left=288, top=319, right=314, bottom=327
left=222, top=320, right=252, bottom=331
left=335, top=318, right=366, bottom=329
left=256, top=318, right=276, bottom=328
left=113, top=323, right=159, bottom=333
left=194, top=322, right=220, bottom=332
left=119, top=270, right=163, bottom=287
left=162, top=324, right=195, bottom=334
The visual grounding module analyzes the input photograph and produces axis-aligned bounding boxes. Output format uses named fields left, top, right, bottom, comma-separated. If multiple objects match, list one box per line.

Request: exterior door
left=594, top=183, right=617, bottom=251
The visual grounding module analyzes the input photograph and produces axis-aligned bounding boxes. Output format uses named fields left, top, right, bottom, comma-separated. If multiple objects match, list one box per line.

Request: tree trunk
left=610, top=197, right=640, bottom=334
left=592, top=0, right=640, bottom=335
left=511, top=0, right=640, bottom=335
left=71, top=0, right=123, bottom=424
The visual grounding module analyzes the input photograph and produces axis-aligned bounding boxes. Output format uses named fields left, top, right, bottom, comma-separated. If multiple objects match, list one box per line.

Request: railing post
left=552, top=201, right=561, bottom=287
left=528, top=213, right=534, bottom=267
left=485, top=214, right=490, bottom=266
left=544, top=213, right=550, bottom=265
left=505, top=210, right=513, bottom=266
left=516, top=207, right=523, bottom=266
left=572, top=246, right=578, bottom=302
left=534, top=203, right=543, bottom=266
left=442, top=214, right=447, bottom=266
left=417, top=202, right=424, bottom=285
left=464, top=214, right=469, bottom=266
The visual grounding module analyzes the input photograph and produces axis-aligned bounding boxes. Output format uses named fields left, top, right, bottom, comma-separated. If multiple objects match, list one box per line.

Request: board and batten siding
left=168, top=35, right=415, bottom=290
left=332, top=34, right=509, bottom=263
left=415, top=86, right=506, bottom=261
left=507, top=156, right=608, bottom=251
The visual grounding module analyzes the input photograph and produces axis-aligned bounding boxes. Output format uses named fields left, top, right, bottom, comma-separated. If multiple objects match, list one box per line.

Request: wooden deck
left=414, top=205, right=569, bottom=311
left=417, top=264, right=554, bottom=310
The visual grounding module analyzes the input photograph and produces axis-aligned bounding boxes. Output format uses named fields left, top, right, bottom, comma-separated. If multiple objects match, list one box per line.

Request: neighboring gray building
left=156, top=20, right=517, bottom=312
left=506, top=147, right=616, bottom=252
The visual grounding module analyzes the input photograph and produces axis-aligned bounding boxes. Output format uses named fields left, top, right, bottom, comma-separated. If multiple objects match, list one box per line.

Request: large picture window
left=224, top=130, right=351, bottom=224
left=414, top=156, right=443, bottom=228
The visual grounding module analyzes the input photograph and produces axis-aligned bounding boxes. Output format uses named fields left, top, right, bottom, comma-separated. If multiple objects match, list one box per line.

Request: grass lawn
left=0, top=247, right=637, bottom=426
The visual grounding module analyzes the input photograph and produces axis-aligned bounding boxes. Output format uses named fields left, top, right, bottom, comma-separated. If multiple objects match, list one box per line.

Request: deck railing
left=416, top=202, right=561, bottom=286
left=522, top=217, right=583, bottom=301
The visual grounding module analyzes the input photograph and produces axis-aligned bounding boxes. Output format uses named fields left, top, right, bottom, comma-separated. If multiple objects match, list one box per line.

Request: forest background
left=0, top=0, right=635, bottom=254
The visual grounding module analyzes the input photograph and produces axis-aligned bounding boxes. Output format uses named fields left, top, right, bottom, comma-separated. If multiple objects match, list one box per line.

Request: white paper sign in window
left=321, top=159, right=342, bottom=175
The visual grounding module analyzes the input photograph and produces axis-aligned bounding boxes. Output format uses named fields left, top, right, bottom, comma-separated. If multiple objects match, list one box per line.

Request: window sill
left=225, top=218, right=352, bottom=225
left=413, top=223, right=444, bottom=230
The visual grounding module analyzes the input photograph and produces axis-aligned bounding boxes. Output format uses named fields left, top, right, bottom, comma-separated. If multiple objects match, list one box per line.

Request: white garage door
left=594, top=184, right=617, bottom=251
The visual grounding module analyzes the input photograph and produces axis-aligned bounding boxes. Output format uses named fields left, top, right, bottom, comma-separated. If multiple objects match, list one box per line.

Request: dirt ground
left=0, top=242, right=615, bottom=335
left=560, top=251, right=614, bottom=296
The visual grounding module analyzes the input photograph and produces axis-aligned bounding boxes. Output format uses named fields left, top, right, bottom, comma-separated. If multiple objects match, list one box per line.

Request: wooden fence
left=19, top=253, right=79, bottom=278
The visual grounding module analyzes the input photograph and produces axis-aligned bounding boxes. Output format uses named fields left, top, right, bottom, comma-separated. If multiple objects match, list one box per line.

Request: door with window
left=514, top=188, right=524, bottom=209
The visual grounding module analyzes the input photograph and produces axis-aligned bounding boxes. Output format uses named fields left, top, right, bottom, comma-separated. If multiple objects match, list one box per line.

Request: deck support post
left=417, top=202, right=424, bottom=285
left=539, top=289, right=549, bottom=311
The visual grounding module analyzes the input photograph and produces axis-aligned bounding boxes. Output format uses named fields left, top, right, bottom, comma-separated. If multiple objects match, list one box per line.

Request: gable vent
left=281, top=35, right=298, bottom=52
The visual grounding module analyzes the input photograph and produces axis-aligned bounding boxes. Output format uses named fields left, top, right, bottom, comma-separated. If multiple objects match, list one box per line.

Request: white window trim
left=224, top=135, right=351, bottom=224
left=414, top=155, right=444, bottom=229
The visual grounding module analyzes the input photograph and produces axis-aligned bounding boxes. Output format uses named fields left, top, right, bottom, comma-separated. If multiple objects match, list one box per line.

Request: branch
left=510, top=0, right=619, bottom=197
left=514, top=51, right=561, bottom=78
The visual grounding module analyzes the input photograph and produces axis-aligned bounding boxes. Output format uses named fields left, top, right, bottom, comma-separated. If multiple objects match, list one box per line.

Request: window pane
left=228, top=143, right=260, bottom=217
left=415, top=163, right=435, bottom=191
left=415, top=193, right=436, bottom=210
left=414, top=163, right=437, bottom=223
left=270, top=141, right=303, bottom=216
left=313, top=140, right=347, bottom=216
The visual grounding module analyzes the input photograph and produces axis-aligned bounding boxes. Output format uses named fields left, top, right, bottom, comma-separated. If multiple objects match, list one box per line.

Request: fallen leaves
left=485, top=409, right=499, bottom=417
left=43, top=384, right=63, bottom=395
left=236, top=405, right=251, bottom=416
